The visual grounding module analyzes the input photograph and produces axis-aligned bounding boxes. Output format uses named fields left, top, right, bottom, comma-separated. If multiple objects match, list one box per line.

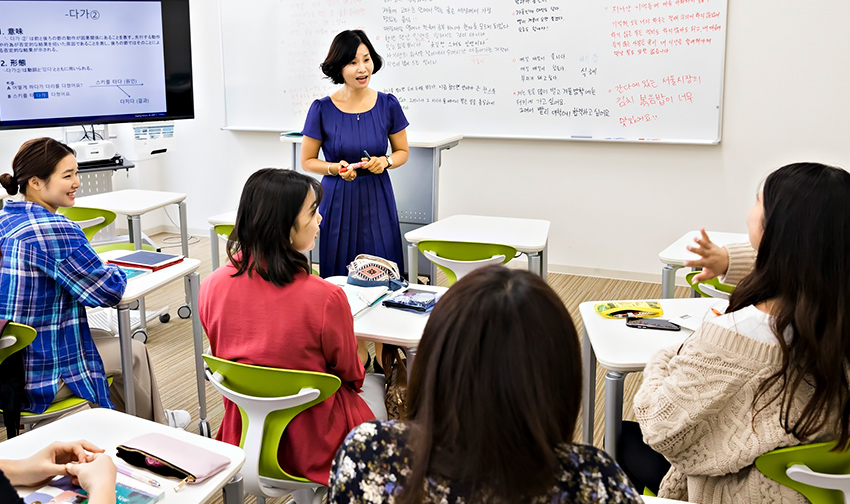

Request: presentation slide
left=0, top=0, right=167, bottom=123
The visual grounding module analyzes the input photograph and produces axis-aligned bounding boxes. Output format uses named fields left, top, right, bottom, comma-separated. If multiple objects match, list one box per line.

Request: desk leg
left=129, top=215, right=143, bottom=251
left=541, top=241, right=549, bottom=281
left=177, top=202, right=190, bottom=258
left=407, top=243, right=419, bottom=284
left=222, top=474, right=244, bottom=504
left=210, top=226, right=220, bottom=271
left=187, top=272, right=210, bottom=437
left=661, top=264, right=681, bottom=299
left=404, top=346, right=416, bottom=380
left=604, top=370, right=627, bottom=461
left=582, top=325, right=596, bottom=446
left=117, top=304, right=136, bottom=416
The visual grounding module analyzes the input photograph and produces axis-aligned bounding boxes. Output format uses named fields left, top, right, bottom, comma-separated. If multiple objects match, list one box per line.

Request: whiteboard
left=220, top=0, right=728, bottom=143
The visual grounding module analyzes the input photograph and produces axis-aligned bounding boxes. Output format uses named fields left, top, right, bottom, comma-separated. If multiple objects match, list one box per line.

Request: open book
left=24, top=474, right=165, bottom=503
left=342, top=284, right=389, bottom=317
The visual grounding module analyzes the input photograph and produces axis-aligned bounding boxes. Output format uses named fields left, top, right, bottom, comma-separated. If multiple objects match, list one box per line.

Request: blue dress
left=302, top=92, right=409, bottom=277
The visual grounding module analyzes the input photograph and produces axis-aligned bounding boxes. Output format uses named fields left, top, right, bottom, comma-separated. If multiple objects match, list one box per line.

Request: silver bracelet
left=327, top=163, right=332, bottom=175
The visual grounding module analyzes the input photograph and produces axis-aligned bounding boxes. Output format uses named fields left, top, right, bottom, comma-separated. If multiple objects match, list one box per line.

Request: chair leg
left=256, top=496, right=266, bottom=504
left=290, top=488, right=316, bottom=504
left=221, top=473, right=244, bottom=504
left=312, top=487, right=327, bottom=504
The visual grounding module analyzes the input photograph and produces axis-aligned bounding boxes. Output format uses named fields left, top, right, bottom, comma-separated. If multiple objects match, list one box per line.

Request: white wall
left=2, top=0, right=848, bottom=282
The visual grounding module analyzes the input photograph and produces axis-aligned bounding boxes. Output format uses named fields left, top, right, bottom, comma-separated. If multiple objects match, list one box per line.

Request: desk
left=580, top=298, right=716, bottom=460
left=8, top=409, right=245, bottom=504
left=326, top=277, right=447, bottom=374
left=101, top=251, right=211, bottom=437
left=281, top=132, right=463, bottom=277
left=77, top=189, right=194, bottom=325
left=208, top=210, right=237, bottom=270
left=404, top=214, right=550, bottom=283
left=658, top=230, right=748, bottom=298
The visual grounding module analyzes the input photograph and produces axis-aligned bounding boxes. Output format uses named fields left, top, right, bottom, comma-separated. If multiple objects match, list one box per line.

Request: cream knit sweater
left=634, top=243, right=838, bottom=503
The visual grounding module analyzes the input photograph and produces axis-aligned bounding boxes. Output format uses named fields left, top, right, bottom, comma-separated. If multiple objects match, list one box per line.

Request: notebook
left=120, top=266, right=152, bottom=280
left=24, top=474, right=165, bottom=503
left=107, top=251, right=184, bottom=271
left=341, top=284, right=389, bottom=317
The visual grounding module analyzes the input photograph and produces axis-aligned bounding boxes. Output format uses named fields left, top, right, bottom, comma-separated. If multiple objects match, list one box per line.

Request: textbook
left=382, top=288, right=441, bottom=312
left=24, top=474, right=165, bottom=504
left=119, top=266, right=152, bottom=280
left=594, top=301, right=664, bottom=319
left=107, top=251, right=184, bottom=271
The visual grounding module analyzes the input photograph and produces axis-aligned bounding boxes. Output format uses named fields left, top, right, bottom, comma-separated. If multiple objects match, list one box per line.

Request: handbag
left=116, top=433, right=230, bottom=491
left=347, top=254, right=408, bottom=291
left=381, top=345, right=408, bottom=420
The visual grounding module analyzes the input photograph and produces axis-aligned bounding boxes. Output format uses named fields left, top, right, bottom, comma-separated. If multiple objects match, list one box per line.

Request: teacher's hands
left=684, top=228, right=729, bottom=282
left=360, top=155, right=387, bottom=175
left=338, top=161, right=357, bottom=182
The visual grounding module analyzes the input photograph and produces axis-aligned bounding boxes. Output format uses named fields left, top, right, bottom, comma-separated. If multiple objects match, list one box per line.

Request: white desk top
left=404, top=214, right=550, bottom=253
left=8, top=409, right=245, bottom=504
left=208, top=210, right=237, bottom=226
left=280, top=131, right=463, bottom=149
left=75, top=189, right=187, bottom=216
left=100, top=250, right=200, bottom=303
left=580, top=298, right=717, bottom=372
left=658, top=230, right=749, bottom=266
left=326, top=277, right=447, bottom=347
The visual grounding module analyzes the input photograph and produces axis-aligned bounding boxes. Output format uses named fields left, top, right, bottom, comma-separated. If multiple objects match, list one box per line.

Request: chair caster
left=199, top=420, right=211, bottom=438
left=159, top=313, right=171, bottom=323
left=132, top=330, right=148, bottom=343
left=178, top=305, right=192, bottom=319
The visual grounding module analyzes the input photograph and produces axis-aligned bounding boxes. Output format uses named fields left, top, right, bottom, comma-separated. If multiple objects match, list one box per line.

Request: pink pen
left=117, top=465, right=161, bottom=488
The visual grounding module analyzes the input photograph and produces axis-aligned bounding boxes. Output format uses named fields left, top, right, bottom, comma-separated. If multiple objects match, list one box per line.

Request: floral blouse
left=329, top=421, right=642, bottom=503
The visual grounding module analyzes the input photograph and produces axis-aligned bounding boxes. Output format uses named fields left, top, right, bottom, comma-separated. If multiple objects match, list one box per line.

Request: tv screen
left=0, top=0, right=194, bottom=130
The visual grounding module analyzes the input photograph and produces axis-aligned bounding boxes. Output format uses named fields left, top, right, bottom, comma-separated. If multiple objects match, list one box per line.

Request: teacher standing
left=301, top=29, right=409, bottom=278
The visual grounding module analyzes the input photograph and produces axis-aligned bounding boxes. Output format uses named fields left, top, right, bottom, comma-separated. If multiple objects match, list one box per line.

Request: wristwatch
left=385, top=155, right=393, bottom=167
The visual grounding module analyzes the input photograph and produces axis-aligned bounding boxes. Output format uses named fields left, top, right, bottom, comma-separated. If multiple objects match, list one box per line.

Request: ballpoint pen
left=117, top=465, right=161, bottom=488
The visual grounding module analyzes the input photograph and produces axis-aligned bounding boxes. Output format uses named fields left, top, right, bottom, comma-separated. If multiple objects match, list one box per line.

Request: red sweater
left=199, top=264, right=374, bottom=485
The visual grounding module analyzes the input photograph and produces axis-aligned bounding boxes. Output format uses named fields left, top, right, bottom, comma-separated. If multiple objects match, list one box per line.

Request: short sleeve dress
left=302, top=92, right=409, bottom=277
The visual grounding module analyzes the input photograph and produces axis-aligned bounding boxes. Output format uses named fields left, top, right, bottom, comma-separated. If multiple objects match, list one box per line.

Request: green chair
left=59, top=206, right=157, bottom=252
left=0, top=323, right=110, bottom=435
left=214, top=224, right=234, bottom=241
left=203, top=355, right=341, bottom=504
left=417, top=240, right=517, bottom=286
left=685, top=270, right=735, bottom=300
left=756, top=441, right=850, bottom=504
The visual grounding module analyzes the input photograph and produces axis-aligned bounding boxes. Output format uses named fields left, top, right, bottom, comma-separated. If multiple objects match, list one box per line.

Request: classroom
left=0, top=0, right=849, bottom=502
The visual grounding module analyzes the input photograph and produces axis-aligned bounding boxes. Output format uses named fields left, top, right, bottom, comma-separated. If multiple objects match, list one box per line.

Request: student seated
left=329, top=266, right=642, bottom=503
left=199, top=168, right=386, bottom=485
left=0, top=138, right=187, bottom=428
left=630, top=162, right=850, bottom=502
left=0, top=440, right=117, bottom=504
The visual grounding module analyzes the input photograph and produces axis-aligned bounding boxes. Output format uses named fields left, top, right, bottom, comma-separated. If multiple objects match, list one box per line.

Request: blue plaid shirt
left=0, top=201, right=127, bottom=413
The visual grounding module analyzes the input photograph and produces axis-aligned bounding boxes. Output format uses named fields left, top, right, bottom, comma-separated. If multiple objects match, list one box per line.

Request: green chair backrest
left=214, top=224, right=235, bottom=241
left=417, top=240, right=516, bottom=285
left=58, top=207, right=117, bottom=241
left=202, top=355, right=341, bottom=482
left=0, top=322, right=36, bottom=365
left=756, top=441, right=850, bottom=504
left=685, top=271, right=735, bottom=298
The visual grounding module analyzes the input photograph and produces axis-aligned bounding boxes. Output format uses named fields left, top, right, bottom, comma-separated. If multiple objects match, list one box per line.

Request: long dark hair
left=0, top=137, right=74, bottom=196
left=226, top=168, right=322, bottom=286
left=400, top=266, right=582, bottom=503
left=320, top=29, right=384, bottom=85
left=728, top=162, right=850, bottom=450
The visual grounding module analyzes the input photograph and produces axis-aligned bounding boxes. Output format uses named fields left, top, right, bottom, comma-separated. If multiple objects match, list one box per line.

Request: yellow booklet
left=594, top=301, right=663, bottom=319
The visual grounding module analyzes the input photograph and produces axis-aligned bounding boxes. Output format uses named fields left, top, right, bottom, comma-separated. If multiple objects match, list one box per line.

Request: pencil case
left=116, top=433, right=230, bottom=491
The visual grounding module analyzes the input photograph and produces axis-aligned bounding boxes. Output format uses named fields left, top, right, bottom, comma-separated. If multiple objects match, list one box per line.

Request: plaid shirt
left=0, top=201, right=127, bottom=413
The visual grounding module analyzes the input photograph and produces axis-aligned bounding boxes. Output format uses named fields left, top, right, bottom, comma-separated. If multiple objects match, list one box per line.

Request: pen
left=710, top=308, right=723, bottom=316
left=117, top=465, right=161, bottom=488
left=355, top=291, right=372, bottom=306
left=362, top=150, right=371, bottom=159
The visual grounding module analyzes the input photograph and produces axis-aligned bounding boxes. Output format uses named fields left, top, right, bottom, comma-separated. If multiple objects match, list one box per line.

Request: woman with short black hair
left=300, top=29, right=409, bottom=278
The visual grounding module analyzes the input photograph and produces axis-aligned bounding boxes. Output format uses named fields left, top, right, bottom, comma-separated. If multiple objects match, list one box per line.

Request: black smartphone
left=625, top=317, right=681, bottom=331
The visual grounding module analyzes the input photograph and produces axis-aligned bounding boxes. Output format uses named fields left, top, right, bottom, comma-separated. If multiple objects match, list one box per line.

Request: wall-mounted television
left=0, top=0, right=193, bottom=130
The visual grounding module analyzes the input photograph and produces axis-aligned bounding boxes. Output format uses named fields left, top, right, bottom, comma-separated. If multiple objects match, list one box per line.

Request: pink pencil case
left=116, top=433, right=230, bottom=490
